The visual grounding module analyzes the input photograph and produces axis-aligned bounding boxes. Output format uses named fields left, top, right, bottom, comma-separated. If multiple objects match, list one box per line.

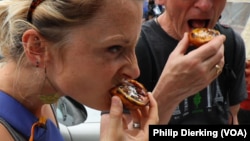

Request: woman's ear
left=22, top=29, right=46, bottom=68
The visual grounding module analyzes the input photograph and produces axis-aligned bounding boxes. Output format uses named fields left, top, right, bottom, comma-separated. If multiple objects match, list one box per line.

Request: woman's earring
left=39, top=94, right=60, bottom=104
left=39, top=67, right=60, bottom=104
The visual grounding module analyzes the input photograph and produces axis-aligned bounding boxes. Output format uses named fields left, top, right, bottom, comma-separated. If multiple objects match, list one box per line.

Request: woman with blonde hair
left=0, top=0, right=158, bottom=140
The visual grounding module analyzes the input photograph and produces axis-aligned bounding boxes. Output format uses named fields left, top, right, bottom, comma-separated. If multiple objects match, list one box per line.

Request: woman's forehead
left=89, top=0, right=142, bottom=29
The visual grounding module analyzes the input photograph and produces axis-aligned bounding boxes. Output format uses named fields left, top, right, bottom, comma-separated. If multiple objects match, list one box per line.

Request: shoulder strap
left=0, top=91, right=37, bottom=139
left=0, top=117, right=26, bottom=141
left=0, top=92, right=64, bottom=141
left=215, top=23, right=237, bottom=102
left=214, top=24, right=237, bottom=124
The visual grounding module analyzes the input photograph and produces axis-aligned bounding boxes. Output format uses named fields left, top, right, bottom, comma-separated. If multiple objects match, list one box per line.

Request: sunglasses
left=27, top=0, right=45, bottom=23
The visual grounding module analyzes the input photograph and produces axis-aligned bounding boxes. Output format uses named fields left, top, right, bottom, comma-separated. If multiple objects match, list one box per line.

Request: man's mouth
left=188, top=19, right=210, bottom=29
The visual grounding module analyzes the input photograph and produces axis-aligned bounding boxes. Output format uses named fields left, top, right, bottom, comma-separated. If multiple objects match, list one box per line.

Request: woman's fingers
left=100, top=93, right=159, bottom=141
left=143, top=93, right=159, bottom=129
left=100, top=96, right=124, bottom=141
left=108, top=96, right=124, bottom=129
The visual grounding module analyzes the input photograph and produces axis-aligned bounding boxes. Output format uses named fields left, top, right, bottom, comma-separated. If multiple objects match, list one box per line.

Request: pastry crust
left=110, top=79, right=149, bottom=110
left=189, top=28, right=220, bottom=47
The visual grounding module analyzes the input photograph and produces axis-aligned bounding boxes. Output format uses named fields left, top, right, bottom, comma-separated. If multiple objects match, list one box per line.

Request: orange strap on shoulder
left=29, top=117, right=47, bottom=141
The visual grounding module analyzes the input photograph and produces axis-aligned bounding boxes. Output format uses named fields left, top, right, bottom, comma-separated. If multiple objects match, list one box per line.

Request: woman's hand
left=100, top=93, right=158, bottom=141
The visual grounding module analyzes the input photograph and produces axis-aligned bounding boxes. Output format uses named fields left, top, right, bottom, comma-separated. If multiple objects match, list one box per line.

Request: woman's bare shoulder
left=0, top=124, right=14, bottom=141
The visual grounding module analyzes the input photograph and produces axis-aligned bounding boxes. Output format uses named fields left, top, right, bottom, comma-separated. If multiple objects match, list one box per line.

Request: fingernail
left=112, top=96, right=122, bottom=106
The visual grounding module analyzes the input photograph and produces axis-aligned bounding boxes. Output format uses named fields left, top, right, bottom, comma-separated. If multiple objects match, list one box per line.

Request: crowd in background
left=142, top=0, right=164, bottom=22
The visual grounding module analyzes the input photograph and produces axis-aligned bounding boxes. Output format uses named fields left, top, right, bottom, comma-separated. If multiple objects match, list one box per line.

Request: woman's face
left=47, top=0, right=143, bottom=110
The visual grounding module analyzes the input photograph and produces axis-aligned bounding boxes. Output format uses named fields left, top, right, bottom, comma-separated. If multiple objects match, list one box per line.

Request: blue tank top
left=0, top=91, right=64, bottom=141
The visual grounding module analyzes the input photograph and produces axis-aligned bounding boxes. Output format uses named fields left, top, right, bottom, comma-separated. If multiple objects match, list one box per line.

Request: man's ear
left=22, top=29, right=46, bottom=68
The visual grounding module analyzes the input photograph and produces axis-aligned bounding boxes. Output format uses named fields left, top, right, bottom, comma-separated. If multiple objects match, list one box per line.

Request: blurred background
left=220, top=0, right=250, bottom=59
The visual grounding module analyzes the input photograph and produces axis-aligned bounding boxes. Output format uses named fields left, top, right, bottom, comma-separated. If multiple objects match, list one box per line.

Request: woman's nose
left=122, top=56, right=140, bottom=80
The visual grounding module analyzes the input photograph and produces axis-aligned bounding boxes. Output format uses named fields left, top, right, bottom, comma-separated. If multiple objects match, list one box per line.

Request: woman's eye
left=108, top=45, right=122, bottom=54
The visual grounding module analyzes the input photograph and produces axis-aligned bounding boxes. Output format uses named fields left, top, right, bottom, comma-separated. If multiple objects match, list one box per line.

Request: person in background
left=0, top=0, right=158, bottom=141
left=238, top=60, right=250, bottom=124
left=238, top=15, right=250, bottom=124
left=135, top=0, right=247, bottom=124
left=142, top=0, right=149, bottom=22
left=142, top=0, right=164, bottom=22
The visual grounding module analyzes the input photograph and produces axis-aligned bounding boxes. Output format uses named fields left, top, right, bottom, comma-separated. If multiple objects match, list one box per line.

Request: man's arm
left=229, top=104, right=240, bottom=125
